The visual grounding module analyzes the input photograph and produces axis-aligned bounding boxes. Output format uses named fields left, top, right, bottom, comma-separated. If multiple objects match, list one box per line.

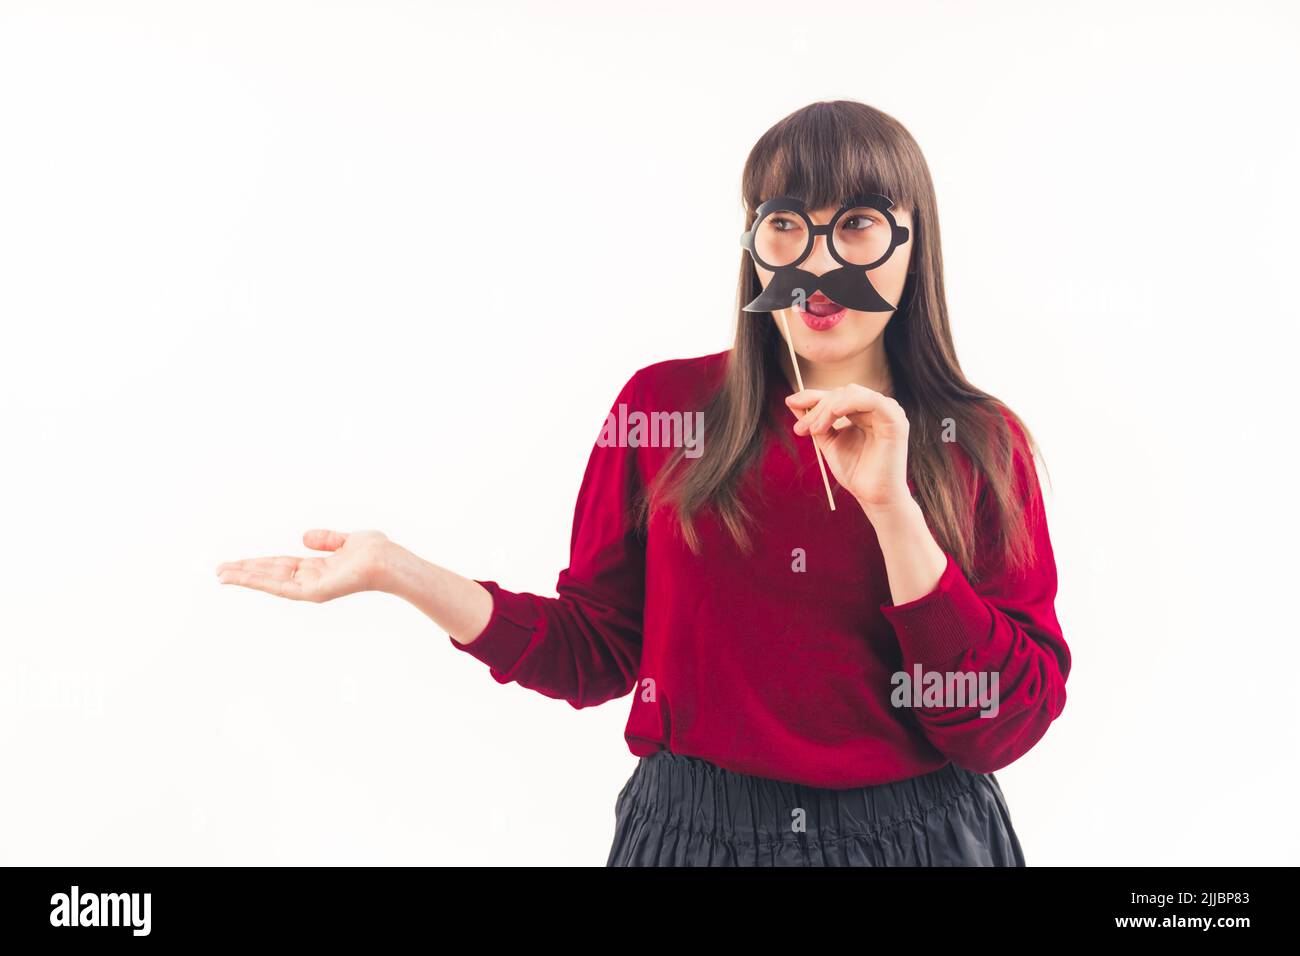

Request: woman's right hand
left=216, top=528, right=392, bottom=603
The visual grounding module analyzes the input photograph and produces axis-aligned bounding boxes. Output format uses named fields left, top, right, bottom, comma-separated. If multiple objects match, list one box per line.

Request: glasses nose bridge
left=804, top=221, right=837, bottom=263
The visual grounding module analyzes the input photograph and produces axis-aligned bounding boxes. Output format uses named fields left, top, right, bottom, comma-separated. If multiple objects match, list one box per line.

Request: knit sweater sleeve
left=445, top=372, right=645, bottom=709
left=879, top=412, right=1071, bottom=773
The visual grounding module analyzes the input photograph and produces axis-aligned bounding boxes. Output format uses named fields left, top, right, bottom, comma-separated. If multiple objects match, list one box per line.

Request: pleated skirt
left=606, top=749, right=1026, bottom=867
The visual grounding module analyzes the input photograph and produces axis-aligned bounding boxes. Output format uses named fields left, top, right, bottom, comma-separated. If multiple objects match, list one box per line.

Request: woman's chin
left=795, top=325, right=880, bottom=362
left=787, top=341, right=840, bottom=365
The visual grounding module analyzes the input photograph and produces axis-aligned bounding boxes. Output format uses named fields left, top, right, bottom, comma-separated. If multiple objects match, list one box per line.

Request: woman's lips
left=798, top=304, right=847, bottom=331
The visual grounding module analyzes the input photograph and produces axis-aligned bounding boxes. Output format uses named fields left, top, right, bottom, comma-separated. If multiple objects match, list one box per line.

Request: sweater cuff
left=447, top=580, right=538, bottom=680
left=879, top=552, right=994, bottom=666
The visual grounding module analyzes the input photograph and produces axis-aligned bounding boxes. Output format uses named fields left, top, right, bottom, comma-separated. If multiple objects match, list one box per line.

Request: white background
left=1, top=0, right=1296, bottom=866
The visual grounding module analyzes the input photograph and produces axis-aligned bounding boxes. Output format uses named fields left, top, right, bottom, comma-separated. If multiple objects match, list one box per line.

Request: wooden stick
left=777, top=308, right=836, bottom=511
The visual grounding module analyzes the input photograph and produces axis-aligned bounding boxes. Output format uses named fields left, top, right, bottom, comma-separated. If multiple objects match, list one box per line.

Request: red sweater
left=449, top=349, right=1070, bottom=788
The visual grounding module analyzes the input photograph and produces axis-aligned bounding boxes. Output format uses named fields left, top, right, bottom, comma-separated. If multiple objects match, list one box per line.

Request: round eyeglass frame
left=739, top=193, right=911, bottom=273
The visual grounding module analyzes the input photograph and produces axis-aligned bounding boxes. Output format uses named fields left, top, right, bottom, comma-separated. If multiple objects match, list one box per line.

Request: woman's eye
left=843, top=215, right=877, bottom=231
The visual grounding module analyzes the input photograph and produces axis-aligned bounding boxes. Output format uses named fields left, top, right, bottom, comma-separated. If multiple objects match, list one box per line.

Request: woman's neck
left=777, top=340, right=895, bottom=398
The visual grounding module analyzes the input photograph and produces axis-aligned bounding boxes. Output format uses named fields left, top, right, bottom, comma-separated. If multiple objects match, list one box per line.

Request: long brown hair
left=635, top=100, right=1045, bottom=583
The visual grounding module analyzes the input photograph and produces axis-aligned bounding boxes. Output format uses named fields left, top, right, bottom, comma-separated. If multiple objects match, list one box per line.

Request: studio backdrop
left=1, top=0, right=1296, bottom=866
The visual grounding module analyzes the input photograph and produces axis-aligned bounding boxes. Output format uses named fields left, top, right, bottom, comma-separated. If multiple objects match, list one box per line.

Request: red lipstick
left=798, top=293, right=847, bottom=331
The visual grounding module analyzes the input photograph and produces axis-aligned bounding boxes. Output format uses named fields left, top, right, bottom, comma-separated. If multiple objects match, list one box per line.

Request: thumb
left=303, top=528, right=348, bottom=552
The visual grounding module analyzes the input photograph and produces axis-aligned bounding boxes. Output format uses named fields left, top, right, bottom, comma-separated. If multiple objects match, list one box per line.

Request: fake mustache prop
left=740, top=263, right=898, bottom=314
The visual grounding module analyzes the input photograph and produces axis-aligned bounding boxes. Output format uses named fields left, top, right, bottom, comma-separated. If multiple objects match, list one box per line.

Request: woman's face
left=754, top=203, right=913, bottom=366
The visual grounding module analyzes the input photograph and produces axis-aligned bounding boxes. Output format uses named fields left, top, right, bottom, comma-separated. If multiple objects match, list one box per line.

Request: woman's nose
left=803, top=231, right=838, bottom=272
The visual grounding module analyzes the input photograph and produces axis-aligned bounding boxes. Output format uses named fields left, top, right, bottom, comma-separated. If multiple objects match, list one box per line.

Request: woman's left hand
left=785, top=386, right=913, bottom=514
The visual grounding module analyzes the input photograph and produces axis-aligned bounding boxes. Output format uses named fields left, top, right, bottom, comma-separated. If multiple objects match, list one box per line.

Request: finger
left=817, top=400, right=877, bottom=434
left=822, top=386, right=906, bottom=431
left=217, top=567, right=307, bottom=600
left=215, top=556, right=297, bottom=574
left=785, top=395, right=826, bottom=434
left=303, top=529, right=347, bottom=552
left=805, top=392, right=849, bottom=436
left=814, top=416, right=855, bottom=447
left=838, top=387, right=908, bottom=435
left=792, top=395, right=831, bottom=435
left=784, top=389, right=829, bottom=411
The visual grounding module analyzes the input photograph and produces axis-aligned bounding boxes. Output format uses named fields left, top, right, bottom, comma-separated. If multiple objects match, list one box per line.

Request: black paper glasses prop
left=738, top=194, right=911, bottom=512
left=739, top=193, right=910, bottom=313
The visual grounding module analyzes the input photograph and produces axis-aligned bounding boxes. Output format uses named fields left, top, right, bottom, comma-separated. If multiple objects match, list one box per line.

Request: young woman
left=217, top=100, right=1071, bottom=867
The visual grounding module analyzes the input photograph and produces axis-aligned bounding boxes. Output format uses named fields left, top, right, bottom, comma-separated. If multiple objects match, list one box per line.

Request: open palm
left=216, top=528, right=390, bottom=602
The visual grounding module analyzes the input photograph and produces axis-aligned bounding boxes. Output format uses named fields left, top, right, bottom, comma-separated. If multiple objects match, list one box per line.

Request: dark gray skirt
left=606, top=750, right=1026, bottom=867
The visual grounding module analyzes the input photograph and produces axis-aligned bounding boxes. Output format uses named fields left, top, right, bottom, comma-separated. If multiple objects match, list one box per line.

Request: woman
left=217, top=100, right=1071, bottom=866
